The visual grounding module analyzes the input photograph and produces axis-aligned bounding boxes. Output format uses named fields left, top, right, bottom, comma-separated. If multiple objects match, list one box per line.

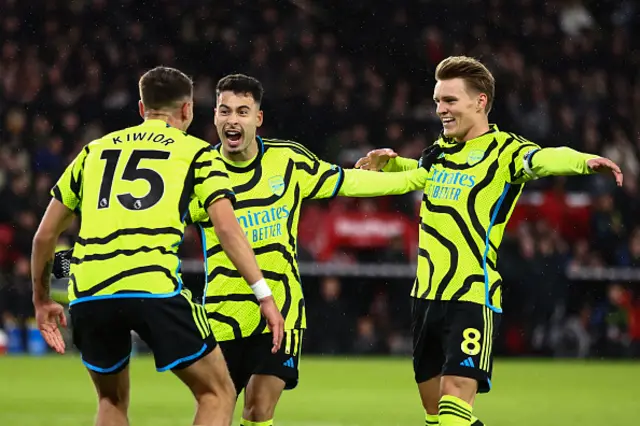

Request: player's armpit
left=338, top=168, right=428, bottom=197
left=206, top=197, right=263, bottom=285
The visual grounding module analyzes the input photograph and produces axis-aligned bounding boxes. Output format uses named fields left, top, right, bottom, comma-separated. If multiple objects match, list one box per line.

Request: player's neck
left=455, top=121, right=490, bottom=143
left=223, top=138, right=259, bottom=163
left=144, top=113, right=184, bottom=131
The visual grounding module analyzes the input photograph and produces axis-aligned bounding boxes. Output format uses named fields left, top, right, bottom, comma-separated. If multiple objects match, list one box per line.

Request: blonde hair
left=435, top=56, right=495, bottom=113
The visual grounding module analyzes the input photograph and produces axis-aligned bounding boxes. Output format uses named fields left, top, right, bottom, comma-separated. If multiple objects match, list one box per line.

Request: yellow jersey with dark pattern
left=52, top=119, right=235, bottom=305
left=187, top=137, right=344, bottom=341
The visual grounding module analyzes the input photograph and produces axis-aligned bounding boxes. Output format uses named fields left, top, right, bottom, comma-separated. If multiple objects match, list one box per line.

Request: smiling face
left=433, top=77, right=489, bottom=142
left=214, top=91, right=263, bottom=159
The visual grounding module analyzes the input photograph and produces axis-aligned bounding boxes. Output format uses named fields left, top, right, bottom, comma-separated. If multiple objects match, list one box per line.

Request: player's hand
left=354, top=148, right=398, bottom=171
left=419, top=144, right=444, bottom=172
left=259, top=296, right=284, bottom=354
left=587, top=157, right=623, bottom=187
left=34, top=299, right=67, bottom=354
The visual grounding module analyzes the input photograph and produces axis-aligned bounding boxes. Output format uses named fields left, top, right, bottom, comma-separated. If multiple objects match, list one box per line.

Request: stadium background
left=0, top=0, right=639, bottom=424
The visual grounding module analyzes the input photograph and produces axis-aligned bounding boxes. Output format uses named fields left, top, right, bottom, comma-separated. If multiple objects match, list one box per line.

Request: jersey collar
left=216, top=136, right=265, bottom=173
left=142, top=119, right=173, bottom=128
left=439, top=124, right=498, bottom=145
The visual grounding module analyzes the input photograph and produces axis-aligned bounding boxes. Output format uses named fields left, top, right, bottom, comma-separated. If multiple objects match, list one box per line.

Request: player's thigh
left=219, top=338, right=253, bottom=395
left=442, top=301, right=501, bottom=393
left=172, top=343, right=236, bottom=400
left=70, top=300, right=133, bottom=374
left=88, top=364, right=131, bottom=405
left=411, top=298, right=446, bottom=384
left=252, top=329, right=304, bottom=391
left=135, top=290, right=216, bottom=372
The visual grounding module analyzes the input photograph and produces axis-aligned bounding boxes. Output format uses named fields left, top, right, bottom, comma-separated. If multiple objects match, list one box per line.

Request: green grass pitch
left=0, top=356, right=638, bottom=425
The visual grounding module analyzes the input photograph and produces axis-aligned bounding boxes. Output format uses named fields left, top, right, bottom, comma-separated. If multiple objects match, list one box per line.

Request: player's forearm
left=339, top=168, right=427, bottom=197
left=31, top=232, right=57, bottom=305
left=527, top=147, right=599, bottom=179
left=381, top=156, right=419, bottom=172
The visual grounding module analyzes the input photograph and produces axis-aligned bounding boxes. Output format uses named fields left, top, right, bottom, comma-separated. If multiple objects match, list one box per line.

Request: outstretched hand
left=587, top=157, right=623, bottom=187
left=35, top=300, right=67, bottom=354
left=354, top=148, right=398, bottom=171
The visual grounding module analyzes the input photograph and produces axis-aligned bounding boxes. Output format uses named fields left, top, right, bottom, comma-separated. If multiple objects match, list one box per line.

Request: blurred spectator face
left=596, top=194, right=614, bottom=212
left=214, top=91, right=263, bottom=155
left=607, top=284, right=625, bottom=305
left=433, top=78, right=486, bottom=142
left=320, top=277, right=341, bottom=301
left=5, top=108, right=26, bottom=135
left=16, top=210, right=36, bottom=228
left=13, top=256, right=30, bottom=278
left=11, top=174, right=30, bottom=196
left=357, top=317, right=375, bottom=337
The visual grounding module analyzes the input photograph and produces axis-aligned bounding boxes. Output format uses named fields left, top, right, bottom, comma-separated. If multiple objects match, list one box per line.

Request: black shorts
left=411, top=298, right=500, bottom=393
left=219, top=329, right=304, bottom=394
left=70, top=290, right=216, bottom=374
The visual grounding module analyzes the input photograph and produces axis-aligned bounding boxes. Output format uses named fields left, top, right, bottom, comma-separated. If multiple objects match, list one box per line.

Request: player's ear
left=477, top=94, right=488, bottom=113
left=138, top=100, right=145, bottom=118
left=181, top=101, right=192, bottom=121
left=256, top=109, right=264, bottom=128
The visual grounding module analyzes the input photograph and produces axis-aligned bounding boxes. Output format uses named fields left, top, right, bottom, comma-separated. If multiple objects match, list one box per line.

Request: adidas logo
left=282, top=357, right=295, bottom=368
left=459, top=357, right=475, bottom=368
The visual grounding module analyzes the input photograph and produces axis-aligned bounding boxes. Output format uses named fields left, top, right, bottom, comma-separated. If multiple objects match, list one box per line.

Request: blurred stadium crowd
left=0, top=0, right=639, bottom=358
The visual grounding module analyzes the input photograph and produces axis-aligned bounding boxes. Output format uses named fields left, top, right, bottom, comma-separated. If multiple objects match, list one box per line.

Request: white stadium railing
left=179, top=260, right=640, bottom=281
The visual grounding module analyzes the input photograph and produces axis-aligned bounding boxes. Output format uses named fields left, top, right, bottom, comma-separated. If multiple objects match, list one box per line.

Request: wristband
left=250, top=279, right=272, bottom=300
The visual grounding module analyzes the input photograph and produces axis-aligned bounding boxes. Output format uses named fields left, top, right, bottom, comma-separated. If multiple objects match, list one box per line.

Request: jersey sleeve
left=299, top=152, right=345, bottom=200
left=50, top=145, right=89, bottom=213
left=185, top=197, right=208, bottom=225
left=338, top=168, right=427, bottom=197
left=499, top=133, right=542, bottom=184
left=193, top=148, right=236, bottom=209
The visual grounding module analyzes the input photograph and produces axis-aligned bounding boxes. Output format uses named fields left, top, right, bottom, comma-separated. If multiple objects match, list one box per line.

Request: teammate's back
left=31, top=66, right=284, bottom=426
left=61, top=119, right=227, bottom=303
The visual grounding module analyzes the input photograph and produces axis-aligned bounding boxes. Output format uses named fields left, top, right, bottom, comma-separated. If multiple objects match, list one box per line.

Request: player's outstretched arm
left=206, top=198, right=284, bottom=353
left=355, top=148, right=418, bottom=172
left=338, top=167, right=428, bottom=197
left=522, top=147, right=623, bottom=186
left=31, top=199, right=74, bottom=354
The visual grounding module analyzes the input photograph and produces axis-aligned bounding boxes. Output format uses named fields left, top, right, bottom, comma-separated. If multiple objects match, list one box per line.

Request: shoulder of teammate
left=50, top=140, right=101, bottom=213
left=262, top=137, right=344, bottom=199
left=192, top=144, right=235, bottom=210
left=494, top=130, right=541, bottom=184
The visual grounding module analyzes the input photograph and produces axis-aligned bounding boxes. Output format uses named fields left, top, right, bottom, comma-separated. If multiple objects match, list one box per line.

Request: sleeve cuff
left=203, top=190, right=236, bottom=210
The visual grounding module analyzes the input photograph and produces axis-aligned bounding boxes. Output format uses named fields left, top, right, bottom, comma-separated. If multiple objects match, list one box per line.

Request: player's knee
left=242, top=402, right=276, bottom=422
left=441, top=375, right=477, bottom=403
left=195, top=375, right=236, bottom=406
left=97, top=389, right=129, bottom=410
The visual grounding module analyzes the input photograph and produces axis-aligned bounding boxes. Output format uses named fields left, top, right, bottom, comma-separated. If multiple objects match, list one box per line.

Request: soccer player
left=355, top=56, right=623, bottom=426
left=31, top=66, right=284, bottom=426
left=186, top=74, right=431, bottom=426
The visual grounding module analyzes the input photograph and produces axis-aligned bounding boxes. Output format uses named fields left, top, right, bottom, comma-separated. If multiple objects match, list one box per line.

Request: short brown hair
left=216, top=74, right=264, bottom=105
left=435, top=56, right=495, bottom=113
left=139, top=66, right=193, bottom=110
